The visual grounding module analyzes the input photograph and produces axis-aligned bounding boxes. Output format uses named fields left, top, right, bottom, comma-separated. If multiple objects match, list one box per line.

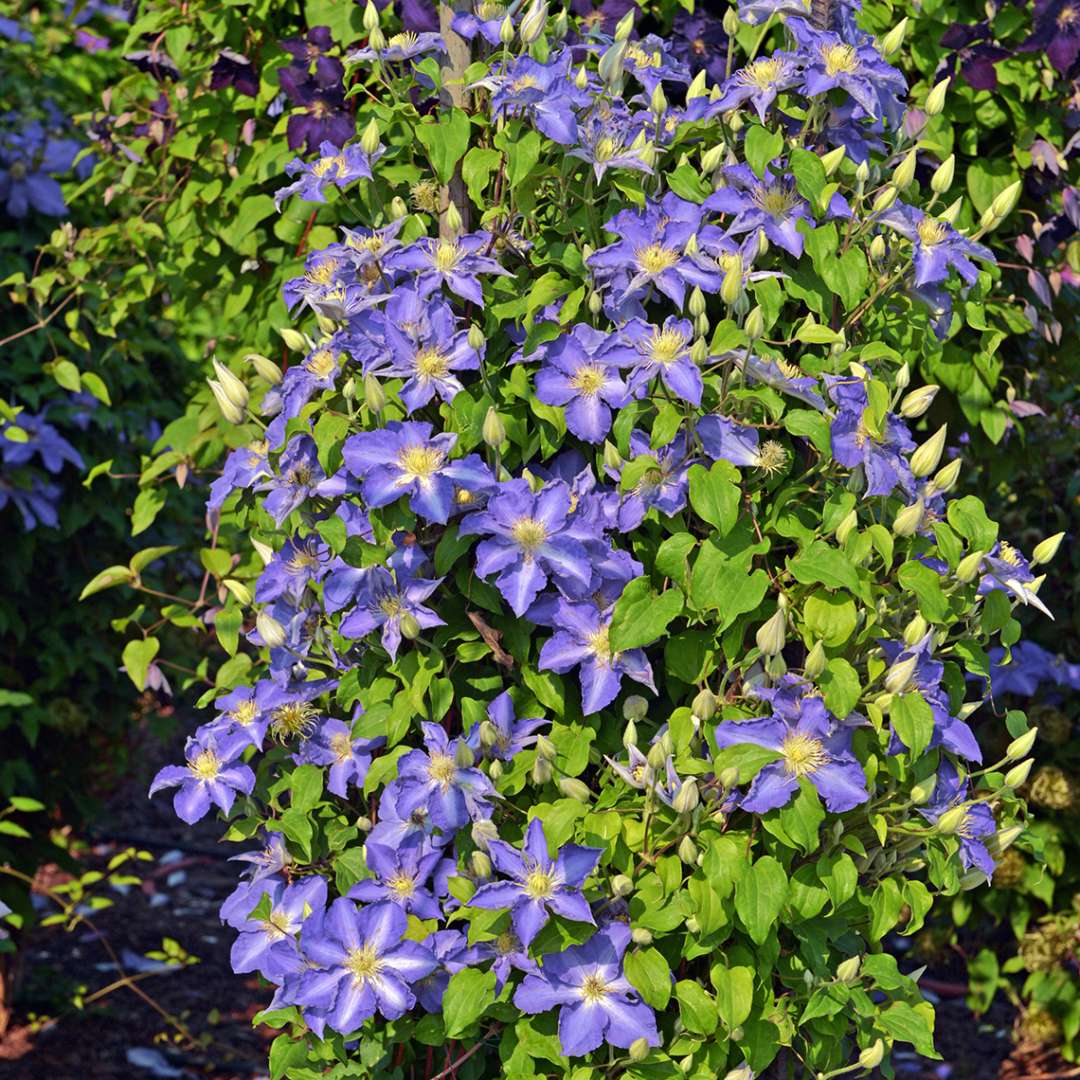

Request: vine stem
left=427, top=1025, right=500, bottom=1079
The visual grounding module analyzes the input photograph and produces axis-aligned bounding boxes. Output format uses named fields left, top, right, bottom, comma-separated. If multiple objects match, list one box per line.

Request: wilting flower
left=513, top=922, right=660, bottom=1057
left=459, top=478, right=593, bottom=616
left=384, top=234, right=511, bottom=306
left=299, top=716, right=385, bottom=796
left=343, top=421, right=492, bottom=523
left=714, top=695, right=868, bottom=813
left=738, top=354, right=826, bottom=410
left=275, top=141, right=378, bottom=207
left=291, top=899, right=437, bottom=1036
left=535, top=324, right=631, bottom=442
left=224, top=876, right=327, bottom=980
left=395, top=721, right=495, bottom=833
left=918, top=760, right=996, bottom=876
left=149, top=731, right=256, bottom=825
left=471, top=817, right=601, bottom=946
left=877, top=203, right=994, bottom=287
left=348, top=838, right=444, bottom=918
left=538, top=598, right=656, bottom=715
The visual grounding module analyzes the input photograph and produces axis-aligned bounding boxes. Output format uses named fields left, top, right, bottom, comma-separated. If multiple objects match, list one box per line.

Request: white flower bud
left=488, top=758, right=504, bottom=781
left=208, top=380, right=245, bottom=424
left=673, top=779, right=700, bottom=815
left=880, top=17, right=908, bottom=55
left=691, top=688, right=717, bottom=721
left=744, top=305, right=764, bottom=340
left=855, top=160, right=870, bottom=186
left=363, top=373, right=386, bottom=414
left=629, top=1037, right=651, bottom=1063
left=872, top=184, right=898, bottom=213
left=925, top=77, right=950, bottom=116
left=931, top=154, right=955, bottom=195
left=1007, top=728, right=1037, bottom=760
left=472, top=818, right=499, bottom=849
left=755, top=608, right=786, bottom=656
left=991, top=180, right=1022, bottom=220
left=910, top=424, right=947, bottom=477
left=721, top=257, right=743, bottom=305
left=598, top=40, right=627, bottom=87
left=499, top=13, right=515, bottom=44
left=363, top=0, right=380, bottom=31
left=903, top=614, right=928, bottom=645
left=612, top=874, right=634, bottom=896
left=247, top=353, right=282, bottom=385
left=256, top=610, right=286, bottom=649
left=368, top=25, right=386, bottom=50
left=211, top=358, right=249, bottom=411
left=836, top=955, right=861, bottom=983
left=869, top=234, right=887, bottom=261
left=646, top=740, right=668, bottom=770
left=623, top=695, right=648, bottom=722
left=835, top=508, right=858, bottom=545
left=535, top=734, right=557, bottom=761
left=936, top=804, right=969, bottom=835
left=631, top=926, right=653, bottom=945
left=956, top=549, right=985, bottom=583
left=519, top=0, right=548, bottom=44
left=482, top=407, right=507, bottom=448
left=688, top=286, right=706, bottom=318
left=360, top=118, right=381, bottom=156
left=558, top=777, right=592, bottom=802
left=931, top=457, right=961, bottom=493
left=701, top=143, right=725, bottom=173
left=279, top=327, right=308, bottom=352
left=858, top=1040, right=885, bottom=1069
left=470, top=850, right=492, bottom=879
left=389, top=195, right=408, bottom=220
left=532, top=756, right=553, bottom=784
left=1032, top=532, right=1065, bottom=565
left=892, top=498, right=924, bottom=538
left=575, top=65, right=589, bottom=91
left=678, top=835, right=698, bottom=863
left=614, top=8, right=634, bottom=39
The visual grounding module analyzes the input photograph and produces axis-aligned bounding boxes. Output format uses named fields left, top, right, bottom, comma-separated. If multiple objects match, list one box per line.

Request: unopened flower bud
left=756, top=227, right=768, bottom=259
left=940, top=196, right=963, bottom=224
left=893, top=149, right=917, bottom=190
left=389, top=195, right=408, bottom=220
left=445, top=200, right=463, bottom=233
left=686, top=915, right=700, bottom=934
left=482, top=407, right=507, bottom=448
left=744, top=305, right=764, bottom=341
left=603, top=440, right=622, bottom=472
left=678, top=835, right=698, bottom=863
left=622, top=718, right=638, bottom=749
left=363, top=0, right=380, bottom=30
left=880, top=17, right=908, bottom=54
left=691, top=688, right=717, bottom=721
left=223, top=579, right=252, bottom=606
left=211, top=358, right=249, bottom=411
left=909, top=775, right=936, bottom=804
left=804, top=640, right=827, bottom=679
left=892, top=498, right=924, bottom=537
left=821, top=145, right=845, bottom=176
left=470, top=850, right=492, bottom=879
left=721, top=257, right=743, bottom=305
left=472, top=819, right=499, bottom=848
left=1032, top=532, right=1065, bottom=565
left=910, top=425, right=947, bottom=477
left=872, top=184, right=898, bottom=213
left=499, top=13, right=515, bottom=43
left=755, top=608, right=786, bottom=656
left=650, top=84, right=667, bottom=115
left=598, top=39, right=627, bottom=87
left=884, top=653, right=918, bottom=695
left=646, top=740, right=668, bottom=770
left=536, top=734, right=557, bottom=761
left=719, top=766, right=739, bottom=789
left=991, top=180, right=1022, bottom=220
left=519, top=0, right=548, bottom=44
left=256, top=610, right=286, bottom=649
left=903, top=614, right=928, bottom=645
left=690, top=337, right=707, bottom=365
left=869, top=234, right=887, bottom=261
left=488, top=758, right=504, bottom=780
left=931, top=154, right=955, bottom=195
left=247, top=353, right=282, bottom=385
left=688, top=287, right=706, bottom=318
left=575, top=65, right=589, bottom=91
left=936, top=804, right=969, bottom=835
left=858, top=1040, right=885, bottom=1070
left=629, top=1037, right=651, bottom=1063
left=552, top=9, right=568, bottom=39
left=835, top=508, right=858, bottom=545
left=925, top=77, right=949, bottom=115
left=368, top=25, right=386, bottom=50
left=1005, top=759, right=1033, bottom=789
left=279, top=327, right=308, bottom=352
left=399, top=612, right=421, bottom=640
left=454, top=740, right=475, bottom=768
left=209, top=380, right=245, bottom=424
left=622, top=695, right=647, bottom=723
left=631, top=926, right=653, bottom=945
left=992, top=825, right=1023, bottom=853
left=614, top=8, right=634, bottom=39
left=612, top=874, right=633, bottom=896
left=532, top=756, right=553, bottom=784
left=363, top=373, right=386, bottom=414
left=356, top=815, right=373, bottom=832
left=252, top=537, right=274, bottom=566
left=687, top=69, right=708, bottom=100
left=673, top=779, right=700, bottom=815
left=855, top=160, right=870, bottom=186
left=836, top=955, right=861, bottom=983
left=477, top=720, right=499, bottom=750
left=930, top=457, right=961, bottom=494
left=341, top=376, right=356, bottom=402
left=956, top=549, right=985, bottom=582
left=722, top=6, right=740, bottom=33
left=558, top=777, right=592, bottom=802
left=701, top=143, right=725, bottom=173
left=588, top=290, right=604, bottom=315
left=360, top=118, right=381, bottom=156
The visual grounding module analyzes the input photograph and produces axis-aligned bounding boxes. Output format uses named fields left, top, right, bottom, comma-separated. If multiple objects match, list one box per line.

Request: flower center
left=428, top=752, right=457, bottom=789
left=305, top=349, right=336, bottom=378
left=312, top=155, right=345, bottom=178
left=916, top=217, right=948, bottom=246
left=587, top=627, right=612, bottom=665
left=286, top=547, right=320, bottom=573
left=495, top=930, right=518, bottom=954
left=388, top=31, right=418, bottom=48
left=511, top=74, right=540, bottom=91
left=379, top=594, right=405, bottom=617
left=477, top=0, right=505, bottom=17
left=781, top=733, right=828, bottom=777
left=580, top=973, right=611, bottom=1003
left=306, top=258, right=339, bottom=285
left=738, top=57, right=784, bottom=88
left=594, top=136, right=621, bottom=162
left=511, top=517, right=548, bottom=551
left=753, top=183, right=799, bottom=218
left=388, top=872, right=416, bottom=898
left=755, top=440, right=788, bottom=474
left=271, top=702, right=318, bottom=741
left=330, top=732, right=353, bottom=763
left=262, top=909, right=296, bottom=940
left=398, top=444, right=445, bottom=480
left=999, top=541, right=1022, bottom=567
left=570, top=364, right=608, bottom=396
left=189, top=749, right=220, bottom=781
left=636, top=243, right=681, bottom=274
left=777, top=358, right=804, bottom=379
left=648, top=326, right=688, bottom=366
left=289, top=464, right=315, bottom=488
left=523, top=867, right=556, bottom=900
left=821, top=43, right=860, bottom=75
left=229, top=700, right=260, bottom=727
left=1058, top=4, right=1078, bottom=24
left=433, top=240, right=463, bottom=273
left=414, top=346, right=450, bottom=380
left=626, top=43, right=662, bottom=68
left=344, top=944, right=384, bottom=985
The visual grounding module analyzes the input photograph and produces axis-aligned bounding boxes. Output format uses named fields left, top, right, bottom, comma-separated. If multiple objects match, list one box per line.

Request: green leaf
left=608, top=577, right=684, bottom=652
left=713, top=965, right=754, bottom=1029
left=443, top=968, right=497, bottom=1037
left=745, top=125, right=784, bottom=178
left=820, top=657, right=861, bottom=718
left=803, top=590, right=857, bottom=646
left=81, top=371, right=111, bottom=405
left=896, top=560, right=950, bottom=622
left=416, top=108, right=472, bottom=185
left=891, top=692, right=935, bottom=758
left=879, top=1001, right=939, bottom=1058
left=291, top=764, right=324, bottom=812
left=789, top=147, right=827, bottom=210
left=788, top=541, right=859, bottom=593
left=735, top=855, right=788, bottom=945
left=80, top=565, right=134, bottom=600
left=52, top=359, right=81, bottom=392
left=214, top=605, right=241, bottom=657
left=946, top=495, right=998, bottom=551
left=777, top=781, right=825, bottom=854
left=461, top=146, right=502, bottom=207
left=504, top=127, right=542, bottom=190
left=121, top=637, right=160, bottom=690
left=8, top=796, right=45, bottom=812
left=129, top=546, right=177, bottom=575
left=688, top=461, right=740, bottom=535
left=868, top=877, right=903, bottom=938
left=676, top=979, right=718, bottom=1035
left=624, top=946, right=672, bottom=1009
left=131, top=487, right=166, bottom=537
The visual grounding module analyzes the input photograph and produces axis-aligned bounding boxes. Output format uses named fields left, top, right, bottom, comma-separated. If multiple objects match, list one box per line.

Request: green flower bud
left=722, top=7, right=741, bottom=33
left=482, top=407, right=507, bottom=448
left=744, top=305, right=765, bottom=340
left=614, top=8, right=634, bottom=39
left=909, top=775, right=936, bottom=804
left=1004, top=759, right=1033, bottom=788
left=992, top=825, right=1023, bottom=853
left=389, top=195, right=408, bottom=220
left=612, top=874, right=633, bottom=896
left=855, top=160, right=870, bottom=186
left=256, top=610, right=286, bottom=649
left=536, top=734, right=557, bottom=761
left=598, top=39, right=627, bottom=88
left=532, top=756, right=553, bottom=784
left=363, top=0, right=380, bottom=31
left=687, top=69, right=709, bottom=100
left=650, top=84, right=667, bottom=115
left=368, top=25, right=386, bottom=50
left=208, top=380, right=245, bottom=424
left=623, top=695, right=648, bottom=722
left=925, top=77, right=950, bottom=116
left=835, top=508, right=858, bottom=545
left=691, top=688, right=717, bottom=722
left=360, top=118, right=381, bottom=156
left=499, top=13, right=515, bottom=43
left=558, top=777, right=592, bottom=802
left=909, top=424, right=947, bottom=477
left=804, top=640, right=827, bottom=679
left=835, top=955, right=861, bottom=983
left=551, top=9, right=568, bottom=39
left=884, top=653, right=919, bottom=695
left=356, top=815, right=373, bottom=832
left=894, top=362, right=911, bottom=391
left=588, top=290, right=604, bottom=315
left=519, top=0, right=548, bottom=44
left=279, top=327, right=308, bottom=352
left=719, top=766, right=740, bottom=789
left=363, top=373, right=386, bottom=414
left=646, top=740, right=668, bottom=770
left=701, top=143, right=725, bottom=173
left=940, top=196, right=963, bottom=223
left=721, top=257, right=744, bottom=305
left=694, top=312, right=710, bottom=339
left=678, top=835, right=698, bottom=864
left=211, top=358, right=249, bottom=411
left=755, top=608, right=786, bottom=656
left=673, top=779, right=700, bottom=815
left=399, top=612, right=421, bottom=640
left=602, top=441, right=622, bottom=473
left=340, top=376, right=356, bottom=402
left=691, top=337, right=708, bottom=365
left=991, top=180, right=1022, bottom=220
left=222, top=579, right=252, bottom=606
left=872, top=184, right=898, bottom=213
left=444, top=200, right=463, bottom=233
left=472, top=818, right=499, bottom=848
left=470, top=850, right=492, bottom=879
left=892, top=498, right=924, bottom=537
left=247, top=352, right=283, bottom=385
left=1032, top=532, right=1065, bottom=565
left=688, top=286, right=707, bottom=318
left=935, top=803, right=969, bottom=835
left=931, top=154, right=955, bottom=195
left=631, top=926, right=653, bottom=945
left=956, top=549, right=985, bottom=582
left=858, top=1040, right=885, bottom=1069
left=821, top=145, right=845, bottom=176
left=1006, top=727, right=1037, bottom=761
left=903, top=614, right=928, bottom=645
left=622, top=718, right=638, bottom=749
left=869, top=234, right=887, bottom=262
left=893, top=148, right=917, bottom=190
left=931, top=457, right=961, bottom=493
left=880, top=17, right=908, bottom=54
left=574, top=65, right=589, bottom=91
left=488, top=758, right=504, bottom=781
left=628, top=1036, right=651, bottom=1062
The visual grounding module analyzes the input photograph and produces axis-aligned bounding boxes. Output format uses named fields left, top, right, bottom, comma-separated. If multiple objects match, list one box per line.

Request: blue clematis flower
left=711, top=52, right=803, bottom=122
left=348, top=836, right=444, bottom=918
left=878, top=202, right=995, bottom=288
left=274, top=140, right=379, bottom=208
left=149, top=731, right=256, bottom=825
left=918, top=760, right=997, bottom=877
left=384, top=233, right=512, bottom=306
left=298, top=715, right=385, bottom=796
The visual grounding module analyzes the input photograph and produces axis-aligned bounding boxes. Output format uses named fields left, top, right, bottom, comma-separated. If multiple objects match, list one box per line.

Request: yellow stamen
left=570, top=364, right=608, bottom=396
left=755, top=440, right=788, bottom=475
left=344, top=944, right=384, bottom=985
left=433, top=240, right=463, bottom=273
left=229, top=700, right=260, bottom=727
left=523, top=867, right=556, bottom=900
left=511, top=517, right=548, bottom=551
left=189, top=749, right=220, bottom=781
left=428, top=753, right=457, bottom=789
left=305, top=349, right=337, bottom=378
left=916, top=217, right=948, bottom=246
left=821, top=43, right=860, bottom=75
left=781, top=733, right=828, bottom=777
left=414, top=347, right=450, bottom=380
left=388, top=873, right=416, bottom=899
left=648, top=326, right=689, bottom=366
left=636, top=243, right=681, bottom=274
left=398, top=445, right=445, bottom=481
left=580, top=973, right=610, bottom=1003
left=738, top=57, right=785, bottom=89
left=330, top=732, right=353, bottom=764
left=271, top=702, right=318, bottom=741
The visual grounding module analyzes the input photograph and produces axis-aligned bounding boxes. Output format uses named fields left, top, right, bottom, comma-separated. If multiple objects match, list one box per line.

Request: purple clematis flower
left=1021, top=0, right=1080, bottom=74
left=292, top=899, right=437, bottom=1036
left=471, top=817, right=601, bottom=946
left=738, top=354, right=826, bottom=410
left=697, top=414, right=770, bottom=470
left=367, top=779, right=450, bottom=852
left=256, top=537, right=333, bottom=604
left=202, top=680, right=283, bottom=752
left=471, top=690, right=549, bottom=761
left=825, top=374, right=915, bottom=497
left=396, top=721, right=496, bottom=833
left=342, top=421, right=492, bottom=523
left=878, top=203, right=994, bottom=287
left=616, top=316, right=704, bottom=405
left=261, top=434, right=337, bottom=524
left=712, top=52, right=803, bottom=122
left=567, top=106, right=652, bottom=182
left=348, top=838, right=444, bottom=918
left=622, top=34, right=692, bottom=93
left=278, top=67, right=353, bottom=153
left=452, top=0, right=523, bottom=45
left=298, top=715, right=385, bottom=796
left=149, top=731, right=256, bottom=825
left=383, top=233, right=511, bottom=306
left=225, top=876, right=327, bottom=981
left=977, top=541, right=1053, bottom=619
left=488, top=52, right=584, bottom=145
left=210, top=48, right=259, bottom=96
left=413, top=929, right=482, bottom=1012
left=228, top=832, right=292, bottom=889
left=1, top=412, right=83, bottom=472
left=714, top=695, right=868, bottom=813
left=670, top=9, right=729, bottom=84
left=209, top=441, right=272, bottom=511
left=538, top=598, right=656, bottom=715
left=534, top=324, right=631, bottom=443
left=347, top=30, right=445, bottom=63
left=612, top=430, right=693, bottom=531
left=513, top=922, right=660, bottom=1058
left=918, top=760, right=996, bottom=876
left=274, top=141, right=378, bottom=208
left=459, top=478, right=593, bottom=616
